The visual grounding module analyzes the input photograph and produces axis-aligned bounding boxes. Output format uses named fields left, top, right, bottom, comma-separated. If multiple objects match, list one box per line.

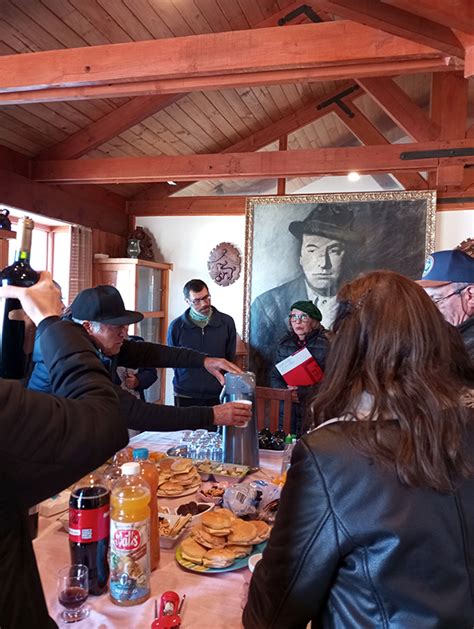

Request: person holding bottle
left=0, top=272, right=128, bottom=629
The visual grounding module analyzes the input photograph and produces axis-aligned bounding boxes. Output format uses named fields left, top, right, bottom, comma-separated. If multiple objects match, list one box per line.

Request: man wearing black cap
left=250, top=204, right=356, bottom=384
left=29, top=285, right=251, bottom=430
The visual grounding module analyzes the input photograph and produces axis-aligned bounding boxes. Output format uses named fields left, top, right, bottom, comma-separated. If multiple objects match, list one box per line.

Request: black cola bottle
left=0, top=216, right=39, bottom=379
left=69, top=473, right=110, bottom=596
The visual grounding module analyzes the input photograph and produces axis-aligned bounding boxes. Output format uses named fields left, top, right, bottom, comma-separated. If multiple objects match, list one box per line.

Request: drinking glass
left=57, top=564, right=89, bottom=623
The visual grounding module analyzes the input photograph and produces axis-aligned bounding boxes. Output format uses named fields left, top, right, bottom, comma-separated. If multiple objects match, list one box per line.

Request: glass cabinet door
left=137, top=266, right=163, bottom=312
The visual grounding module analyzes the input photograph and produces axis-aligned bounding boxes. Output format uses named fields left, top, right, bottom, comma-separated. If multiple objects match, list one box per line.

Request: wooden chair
left=255, top=386, right=293, bottom=434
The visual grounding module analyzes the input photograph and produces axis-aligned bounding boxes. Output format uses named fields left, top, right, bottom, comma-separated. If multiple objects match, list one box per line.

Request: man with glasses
left=168, top=279, right=237, bottom=408
left=417, top=249, right=474, bottom=359
left=29, top=285, right=250, bottom=430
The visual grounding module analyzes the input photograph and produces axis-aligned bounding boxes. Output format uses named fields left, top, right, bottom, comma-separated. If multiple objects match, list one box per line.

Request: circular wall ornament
left=207, top=242, right=242, bottom=286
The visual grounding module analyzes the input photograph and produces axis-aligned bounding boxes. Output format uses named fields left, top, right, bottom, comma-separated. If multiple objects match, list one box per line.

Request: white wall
left=138, top=206, right=473, bottom=402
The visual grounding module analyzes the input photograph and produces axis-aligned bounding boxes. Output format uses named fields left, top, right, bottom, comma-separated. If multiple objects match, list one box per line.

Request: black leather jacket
left=243, top=415, right=474, bottom=628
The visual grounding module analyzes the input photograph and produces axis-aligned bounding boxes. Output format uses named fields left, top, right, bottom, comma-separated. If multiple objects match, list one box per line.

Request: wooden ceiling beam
left=0, top=169, right=127, bottom=235
left=30, top=140, right=474, bottom=184
left=127, top=196, right=247, bottom=216
left=136, top=81, right=361, bottom=201
left=313, top=0, right=464, bottom=57
left=0, top=22, right=452, bottom=105
left=382, top=1, right=474, bottom=35
left=357, top=77, right=441, bottom=141
left=38, top=94, right=182, bottom=161
left=335, top=102, right=427, bottom=190
left=429, top=72, right=469, bottom=188
left=36, top=3, right=305, bottom=162
left=0, top=57, right=453, bottom=106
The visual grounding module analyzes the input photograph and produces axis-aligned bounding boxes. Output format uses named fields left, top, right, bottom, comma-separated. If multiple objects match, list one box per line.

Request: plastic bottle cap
left=132, top=448, right=149, bottom=461
left=121, top=462, right=140, bottom=476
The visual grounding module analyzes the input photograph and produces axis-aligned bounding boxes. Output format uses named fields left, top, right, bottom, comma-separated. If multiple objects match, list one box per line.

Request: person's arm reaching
left=119, top=338, right=243, bottom=386
left=0, top=273, right=128, bottom=508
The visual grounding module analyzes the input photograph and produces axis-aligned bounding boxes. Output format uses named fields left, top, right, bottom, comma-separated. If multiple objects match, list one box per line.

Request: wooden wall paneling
left=92, top=229, right=127, bottom=259
left=40, top=0, right=109, bottom=46
left=192, top=92, right=247, bottom=143
left=194, top=0, right=234, bottom=33
left=174, top=94, right=231, bottom=149
left=9, top=0, right=88, bottom=48
left=168, top=100, right=228, bottom=152
left=149, top=1, right=196, bottom=37
left=215, top=0, right=250, bottom=30
left=218, top=89, right=263, bottom=136
left=2, top=1, right=65, bottom=50
left=67, top=0, right=132, bottom=43
left=123, top=0, right=174, bottom=39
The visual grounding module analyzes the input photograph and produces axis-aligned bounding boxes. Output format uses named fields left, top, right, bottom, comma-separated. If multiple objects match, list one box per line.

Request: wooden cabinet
left=93, top=257, right=173, bottom=403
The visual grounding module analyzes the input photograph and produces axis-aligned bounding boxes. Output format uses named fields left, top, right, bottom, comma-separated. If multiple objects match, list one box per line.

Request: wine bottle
left=0, top=217, right=39, bottom=379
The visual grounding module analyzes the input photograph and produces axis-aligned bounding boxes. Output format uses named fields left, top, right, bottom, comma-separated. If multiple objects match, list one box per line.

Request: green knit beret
left=289, top=300, right=322, bottom=322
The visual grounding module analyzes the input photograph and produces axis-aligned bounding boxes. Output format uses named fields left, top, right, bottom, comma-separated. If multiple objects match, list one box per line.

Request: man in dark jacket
left=29, top=285, right=250, bottom=430
left=417, top=249, right=474, bottom=360
left=0, top=273, right=128, bottom=629
left=168, top=278, right=237, bottom=407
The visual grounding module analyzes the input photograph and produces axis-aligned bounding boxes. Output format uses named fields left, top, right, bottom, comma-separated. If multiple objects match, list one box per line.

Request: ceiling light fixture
left=167, top=180, right=177, bottom=186
left=347, top=171, right=360, bottom=182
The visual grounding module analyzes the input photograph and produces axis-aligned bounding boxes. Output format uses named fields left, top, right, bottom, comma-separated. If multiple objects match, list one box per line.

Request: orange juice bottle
left=109, top=462, right=151, bottom=606
left=133, top=447, right=160, bottom=570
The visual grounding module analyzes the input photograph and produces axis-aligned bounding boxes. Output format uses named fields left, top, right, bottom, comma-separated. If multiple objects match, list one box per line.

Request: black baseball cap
left=71, top=285, right=144, bottom=325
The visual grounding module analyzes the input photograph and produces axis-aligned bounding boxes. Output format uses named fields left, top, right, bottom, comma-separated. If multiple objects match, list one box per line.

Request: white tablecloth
left=35, top=431, right=283, bottom=628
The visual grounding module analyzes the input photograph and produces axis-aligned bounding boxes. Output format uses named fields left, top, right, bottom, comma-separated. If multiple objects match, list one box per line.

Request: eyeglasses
left=289, top=313, right=310, bottom=322
left=429, top=287, right=465, bottom=304
left=188, top=294, right=211, bottom=306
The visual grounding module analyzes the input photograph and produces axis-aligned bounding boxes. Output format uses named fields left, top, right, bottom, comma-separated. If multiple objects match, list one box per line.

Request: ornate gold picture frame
left=244, top=191, right=436, bottom=384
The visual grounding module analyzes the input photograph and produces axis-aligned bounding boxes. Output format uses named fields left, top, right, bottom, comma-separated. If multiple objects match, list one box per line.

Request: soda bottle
left=109, top=462, right=151, bottom=606
left=133, top=447, right=160, bottom=570
left=69, top=472, right=110, bottom=596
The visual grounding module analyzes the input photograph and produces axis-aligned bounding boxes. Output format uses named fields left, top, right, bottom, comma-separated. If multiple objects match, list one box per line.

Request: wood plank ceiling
left=0, top=0, right=472, bottom=211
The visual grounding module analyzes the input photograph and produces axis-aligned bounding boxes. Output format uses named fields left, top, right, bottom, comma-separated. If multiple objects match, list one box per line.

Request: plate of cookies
left=157, top=457, right=201, bottom=497
left=175, top=508, right=271, bottom=572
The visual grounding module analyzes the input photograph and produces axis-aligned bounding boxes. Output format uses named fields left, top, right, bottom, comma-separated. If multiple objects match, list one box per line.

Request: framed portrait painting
left=243, top=191, right=436, bottom=384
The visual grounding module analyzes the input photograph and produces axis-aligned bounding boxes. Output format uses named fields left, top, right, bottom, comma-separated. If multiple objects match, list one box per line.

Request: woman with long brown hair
left=243, top=270, right=474, bottom=628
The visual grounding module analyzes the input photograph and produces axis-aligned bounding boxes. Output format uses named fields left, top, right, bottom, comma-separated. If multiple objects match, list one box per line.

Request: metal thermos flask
left=219, top=371, right=259, bottom=470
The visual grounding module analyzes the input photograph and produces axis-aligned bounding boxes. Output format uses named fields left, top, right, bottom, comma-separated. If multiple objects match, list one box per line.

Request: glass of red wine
left=57, top=564, right=89, bottom=623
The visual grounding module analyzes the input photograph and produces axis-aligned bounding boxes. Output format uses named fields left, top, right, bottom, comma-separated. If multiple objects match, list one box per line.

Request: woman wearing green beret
left=270, top=300, right=329, bottom=435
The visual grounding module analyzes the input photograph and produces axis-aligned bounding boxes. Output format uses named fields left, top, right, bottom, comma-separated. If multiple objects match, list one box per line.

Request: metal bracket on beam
left=278, top=4, right=323, bottom=25
left=400, top=148, right=474, bottom=160
left=316, top=84, right=360, bottom=117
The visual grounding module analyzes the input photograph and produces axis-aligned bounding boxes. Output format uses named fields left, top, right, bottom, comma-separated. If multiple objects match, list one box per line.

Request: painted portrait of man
left=246, top=193, right=435, bottom=384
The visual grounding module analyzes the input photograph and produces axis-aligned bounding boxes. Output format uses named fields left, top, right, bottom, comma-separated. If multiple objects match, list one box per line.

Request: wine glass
left=57, top=564, right=89, bottom=623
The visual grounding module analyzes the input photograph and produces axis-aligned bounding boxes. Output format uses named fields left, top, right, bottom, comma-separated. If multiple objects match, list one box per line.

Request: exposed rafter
left=0, top=22, right=454, bottom=105
left=134, top=82, right=362, bottom=201
left=31, top=140, right=474, bottom=184
left=335, top=102, right=427, bottom=189
left=357, top=77, right=441, bottom=141
left=382, top=0, right=474, bottom=35
left=313, top=0, right=464, bottom=57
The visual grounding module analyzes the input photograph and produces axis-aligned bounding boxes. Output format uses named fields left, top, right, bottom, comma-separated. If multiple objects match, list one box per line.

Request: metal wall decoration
left=207, top=242, right=242, bottom=286
left=243, top=191, right=436, bottom=385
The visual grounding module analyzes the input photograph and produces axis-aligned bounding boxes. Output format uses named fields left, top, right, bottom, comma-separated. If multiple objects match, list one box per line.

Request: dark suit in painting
left=250, top=275, right=307, bottom=385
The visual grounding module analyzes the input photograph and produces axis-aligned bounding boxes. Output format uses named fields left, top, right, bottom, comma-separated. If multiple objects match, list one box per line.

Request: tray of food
left=195, top=460, right=249, bottom=482
left=157, top=458, right=201, bottom=497
left=197, top=481, right=229, bottom=504
left=175, top=508, right=270, bottom=572
left=159, top=513, right=192, bottom=549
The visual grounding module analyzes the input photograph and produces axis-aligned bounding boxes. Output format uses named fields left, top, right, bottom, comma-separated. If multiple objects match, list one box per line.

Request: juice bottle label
left=69, top=505, right=109, bottom=543
left=109, top=518, right=150, bottom=603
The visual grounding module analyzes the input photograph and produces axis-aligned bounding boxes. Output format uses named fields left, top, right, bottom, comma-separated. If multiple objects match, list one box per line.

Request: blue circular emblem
left=422, top=255, right=434, bottom=277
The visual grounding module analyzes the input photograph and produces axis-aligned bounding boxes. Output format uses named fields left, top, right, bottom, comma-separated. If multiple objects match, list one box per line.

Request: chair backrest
left=255, top=386, right=293, bottom=434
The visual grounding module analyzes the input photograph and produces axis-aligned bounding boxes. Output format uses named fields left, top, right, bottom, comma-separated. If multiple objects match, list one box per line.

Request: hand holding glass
left=57, top=564, right=89, bottom=623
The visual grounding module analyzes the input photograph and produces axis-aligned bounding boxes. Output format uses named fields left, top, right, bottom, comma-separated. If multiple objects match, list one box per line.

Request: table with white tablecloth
left=35, top=431, right=283, bottom=629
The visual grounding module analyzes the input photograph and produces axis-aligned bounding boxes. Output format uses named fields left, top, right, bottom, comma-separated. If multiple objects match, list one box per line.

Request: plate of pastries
left=157, top=458, right=201, bottom=497
left=175, top=508, right=271, bottom=572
